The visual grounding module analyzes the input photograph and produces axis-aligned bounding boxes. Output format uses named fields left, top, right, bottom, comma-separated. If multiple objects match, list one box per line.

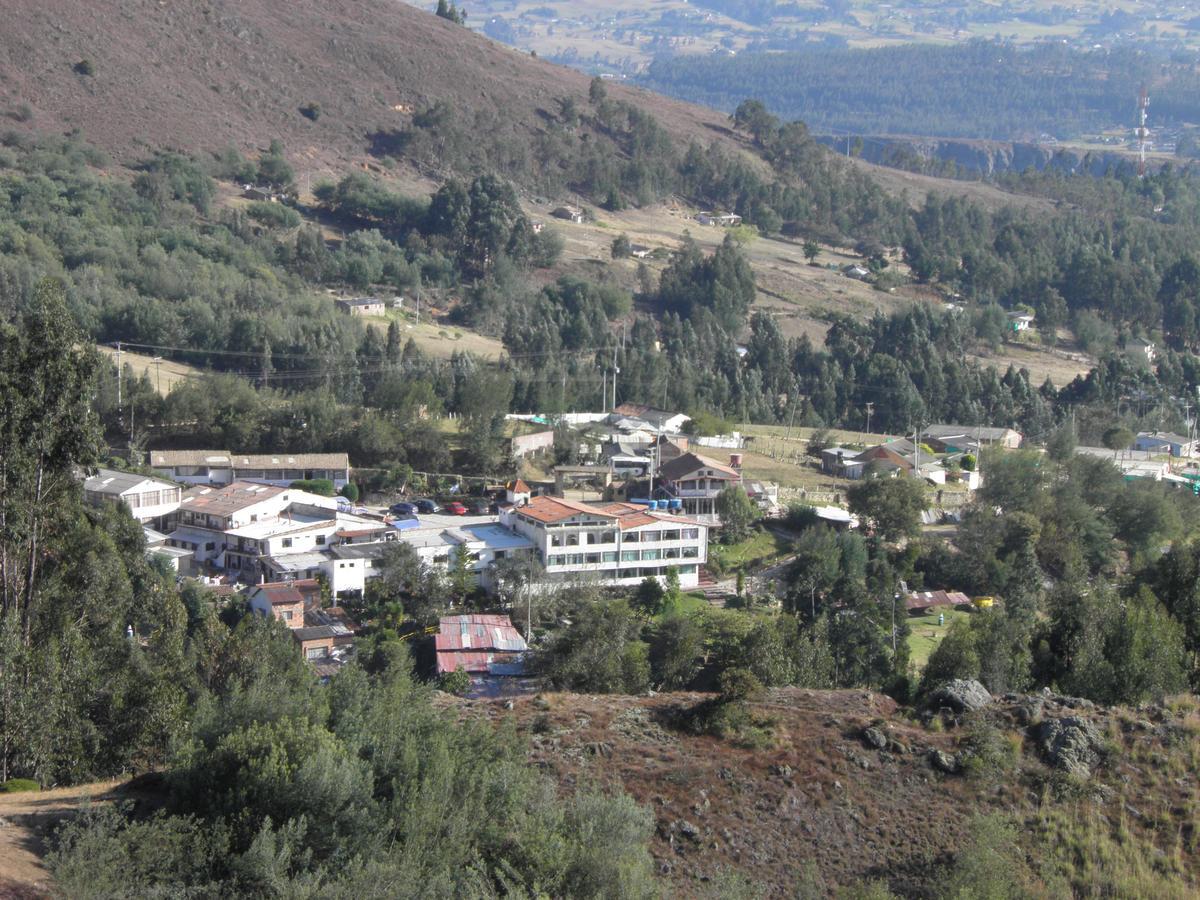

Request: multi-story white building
left=656, top=451, right=742, bottom=522
left=164, top=482, right=370, bottom=576
left=503, top=496, right=708, bottom=588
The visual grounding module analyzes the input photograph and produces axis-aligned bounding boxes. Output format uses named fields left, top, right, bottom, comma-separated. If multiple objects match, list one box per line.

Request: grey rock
left=1015, top=697, right=1044, bottom=726
left=583, top=741, right=613, bottom=758
left=927, top=679, right=992, bottom=716
left=887, top=738, right=910, bottom=755
left=928, top=749, right=960, bottom=774
left=1038, top=716, right=1106, bottom=779
left=677, top=820, right=701, bottom=841
left=862, top=726, right=888, bottom=750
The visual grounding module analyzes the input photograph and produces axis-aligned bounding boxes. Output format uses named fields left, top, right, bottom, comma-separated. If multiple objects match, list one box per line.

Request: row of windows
left=547, top=546, right=700, bottom=567
left=547, top=528, right=700, bottom=547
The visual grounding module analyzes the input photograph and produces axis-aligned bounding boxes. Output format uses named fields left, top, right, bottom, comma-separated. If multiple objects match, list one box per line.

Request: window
left=282, top=538, right=293, bottom=548
left=624, top=532, right=639, bottom=543
left=602, top=552, right=618, bottom=563
left=679, top=565, right=697, bottom=575
left=586, top=553, right=600, bottom=564
left=600, top=531, right=616, bottom=544
left=495, top=550, right=506, bottom=560
left=551, top=534, right=564, bottom=547
left=305, top=646, right=329, bottom=660
left=566, top=533, right=580, bottom=546
left=682, top=528, right=699, bottom=540
left=682, top=547, right=699, bottom=559
left=642, top=549, right=661, bottom=561
left=282, top=610, right=293, bottom=621
left=205, top=542, right=215, bottom=551
left=663, top=530, right=680, bottom=542
left=620, top=550, right=639, bottom=562
left=568, top=553, right=585, bottom=566
left=642, top=531, right=661, bottom=542
left=664, top=548, right=680, bottom=560
left=316, top=535, right=326, bottom=546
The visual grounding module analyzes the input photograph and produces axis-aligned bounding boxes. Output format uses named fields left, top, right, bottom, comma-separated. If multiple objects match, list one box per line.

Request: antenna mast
left=1136, top=85, right=1150, bottom=179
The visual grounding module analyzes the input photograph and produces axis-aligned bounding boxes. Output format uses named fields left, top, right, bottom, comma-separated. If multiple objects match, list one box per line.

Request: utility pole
left=611, top=344, right=619, bottom=410
left=865, top=401, right=874, bottom=438
left=602, top=369, right=607, bottom=412
left=152, top=356, right=163, bottom=395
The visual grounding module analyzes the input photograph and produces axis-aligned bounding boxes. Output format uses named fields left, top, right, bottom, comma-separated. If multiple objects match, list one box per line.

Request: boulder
left=927, top=679, right=992, bottom=716
left=1038, top=716, right=1106, bottom=779
left=928, top=749, right=960, bottom=774
left=861, top=726, right=888, bottom=750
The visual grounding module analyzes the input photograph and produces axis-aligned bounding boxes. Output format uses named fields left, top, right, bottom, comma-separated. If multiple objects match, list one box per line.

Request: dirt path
left=0, top=780, right=124, bottom=898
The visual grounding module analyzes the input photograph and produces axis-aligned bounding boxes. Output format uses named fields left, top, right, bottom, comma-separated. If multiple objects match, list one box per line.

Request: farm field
left=96, top=345, right=207, bottom=396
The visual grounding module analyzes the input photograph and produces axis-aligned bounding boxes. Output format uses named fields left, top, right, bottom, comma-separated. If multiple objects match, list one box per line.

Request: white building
left=261, top=516, right=536, bottom=599
left=152, top=450, right=351, bottom=489
left=164, top=481, right=348, bottom=575
left=503, top=496, right=708, bottom=588
left=656, top=451, right=743, bottom=521
left=83, top=468, right=182, bottom=526
left=150, top=450, right=234, bottom=485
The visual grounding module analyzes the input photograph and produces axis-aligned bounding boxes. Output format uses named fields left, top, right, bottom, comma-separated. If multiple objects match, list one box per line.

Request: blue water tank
left=670, top=499, right=683, bottom=510
left=630, top=498, right=652, bottom=507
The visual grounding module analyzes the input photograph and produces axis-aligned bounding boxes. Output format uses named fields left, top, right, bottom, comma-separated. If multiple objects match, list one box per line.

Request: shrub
left=438, top=667, right=471, bottom=696
left=246, top=201, right=300, bottom=229
left=300, top=102, right=322, bottom=122
left=719, top=667, right=765, bottom=704
left=339, top=483, right=360, bottom=502
left=0, top=778, right=40, bottom=793
left=289, top=479, right=335, bottom=496
left=74, top=60, right=95, bottom=76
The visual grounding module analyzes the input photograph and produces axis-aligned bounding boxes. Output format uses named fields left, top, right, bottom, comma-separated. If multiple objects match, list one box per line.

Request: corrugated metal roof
left=436, top=615, right=528, bottom=653
left=436, top=650, right=526, bottom=675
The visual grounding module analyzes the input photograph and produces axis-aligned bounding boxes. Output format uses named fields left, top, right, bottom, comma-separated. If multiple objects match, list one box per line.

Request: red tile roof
left=256, top=583, right=305, bottom=606
left=508, top=478, right=531, bottom=493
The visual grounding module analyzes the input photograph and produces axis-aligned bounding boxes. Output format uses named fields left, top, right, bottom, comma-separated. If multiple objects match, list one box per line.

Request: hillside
left=9, top=686, right=1200, bottom=897
left=456, top=687, right=1200, bottom=896
left=0, top=0, right=741, bottom=181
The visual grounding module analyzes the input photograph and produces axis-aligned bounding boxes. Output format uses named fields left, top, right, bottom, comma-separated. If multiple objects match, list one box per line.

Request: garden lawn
left=907, top=607, right=971, bottom=671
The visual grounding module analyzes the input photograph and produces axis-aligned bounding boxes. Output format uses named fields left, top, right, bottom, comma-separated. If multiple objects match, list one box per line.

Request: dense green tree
left=847, top=478, right=925, bottom=543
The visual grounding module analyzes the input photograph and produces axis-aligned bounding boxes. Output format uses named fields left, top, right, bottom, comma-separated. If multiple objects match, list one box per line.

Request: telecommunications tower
left=1136, top=85, right=1150, bottom=178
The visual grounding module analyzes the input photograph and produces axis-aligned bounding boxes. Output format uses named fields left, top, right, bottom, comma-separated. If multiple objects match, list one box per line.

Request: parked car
left=466, top=498, right=491, bottom=515
left=352, top=507, right=371, bottom=516
left=444, top=501, right=468, bottom=516
left=390, top=501, right=418, bottom=516
left=414, top=498, right=441, bottom=514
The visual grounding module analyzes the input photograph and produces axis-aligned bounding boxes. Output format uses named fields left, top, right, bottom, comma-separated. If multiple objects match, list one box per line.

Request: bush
left=438, top=667, right=471, bottom=696
left=339, top=483, right=360, bottom=502
left=73, top=60, right=95, bottom=76
left=0, top=778, right=40, bottom=793
left=289, top=479, right=335, bottom=496
left=246, top=201, right=300, bottom=229
left=300, top=102, right=322, bottom=122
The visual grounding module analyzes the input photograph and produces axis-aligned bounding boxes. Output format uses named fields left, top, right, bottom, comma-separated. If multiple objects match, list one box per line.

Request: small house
left=1007, top=311, right=1034, bottom=332
left=336, top=297, right=386, bottom=317
left=843, top=264, right=870, bottom=280
left=1133, top=431, right=1198, bottom=458
left=551, top=205, right=584, bottom=224
left=506, top=478, right=532, bottom=506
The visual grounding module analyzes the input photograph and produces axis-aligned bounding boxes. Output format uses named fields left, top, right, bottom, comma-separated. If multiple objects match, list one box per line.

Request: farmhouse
left=336, top=297, right=386, bottom=317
